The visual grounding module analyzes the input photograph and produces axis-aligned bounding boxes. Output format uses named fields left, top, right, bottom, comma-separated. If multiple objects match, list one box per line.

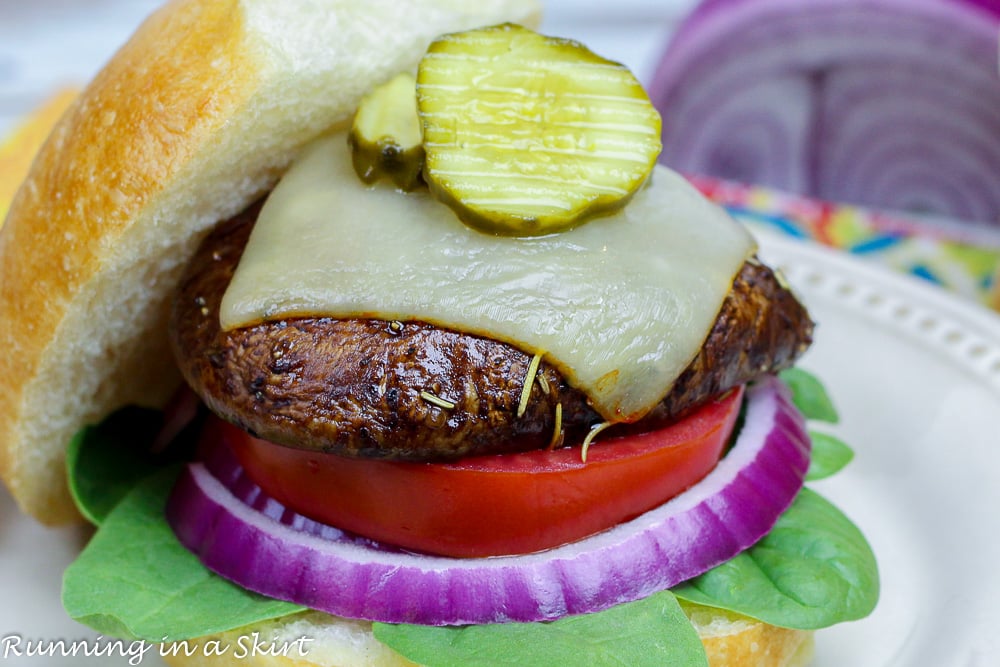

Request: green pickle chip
left=349, top=72, right=425, bottom=192
left=417, top=23, right=662, bottom=236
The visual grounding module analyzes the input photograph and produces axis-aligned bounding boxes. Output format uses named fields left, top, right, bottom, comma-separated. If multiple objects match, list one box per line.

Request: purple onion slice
left=166, top=376, right=809, bottom=626
left=649, top=0, right=1000, bottom=224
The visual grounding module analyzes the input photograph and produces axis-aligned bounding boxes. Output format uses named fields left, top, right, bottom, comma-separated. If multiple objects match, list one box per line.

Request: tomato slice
left=218, top=387, right=743, bottom=558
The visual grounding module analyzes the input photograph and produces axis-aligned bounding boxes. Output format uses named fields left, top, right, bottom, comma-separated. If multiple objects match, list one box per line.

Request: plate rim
left=756, top=226, right=1000, bottom=395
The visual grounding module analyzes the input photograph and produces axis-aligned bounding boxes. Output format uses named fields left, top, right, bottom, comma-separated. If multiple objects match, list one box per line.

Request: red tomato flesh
left=220, top=387, right=743, bottom=558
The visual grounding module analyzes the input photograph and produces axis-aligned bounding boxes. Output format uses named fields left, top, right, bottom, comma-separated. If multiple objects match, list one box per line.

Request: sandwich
left=0, top=1, right=878, bottom=666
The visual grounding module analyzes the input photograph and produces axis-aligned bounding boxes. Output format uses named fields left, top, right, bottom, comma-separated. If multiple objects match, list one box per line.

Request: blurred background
left=0, top=0, right=695, bottom=135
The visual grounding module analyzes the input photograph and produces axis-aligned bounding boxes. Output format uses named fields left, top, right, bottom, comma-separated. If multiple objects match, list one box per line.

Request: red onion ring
left=166, top=376, right=809, bottom=625
left=650, top=0, right=1000, bottom=224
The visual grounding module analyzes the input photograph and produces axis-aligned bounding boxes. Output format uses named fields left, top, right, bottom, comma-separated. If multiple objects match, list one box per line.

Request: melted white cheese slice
left=221, top=134, right=755, bottom=421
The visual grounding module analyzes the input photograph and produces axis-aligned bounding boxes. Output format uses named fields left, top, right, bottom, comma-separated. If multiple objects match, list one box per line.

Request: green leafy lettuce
left=805, top=431, right=854, bottom=481
left=61, top=370, right=877, bottom=665
left=62, top=465, right=304, bottom=641
left=65, top=406, right=166, bottom=526
left=779, top=367, right=840, bottom=423
left=672, top=488, right=878, bottom=629
left=780, top=367, right=855, bottom=480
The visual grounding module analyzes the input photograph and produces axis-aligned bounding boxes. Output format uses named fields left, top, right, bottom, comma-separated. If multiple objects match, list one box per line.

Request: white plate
left=755, top=228, right=1000, bottom=667
left=2, top=231, right=999, bottom=665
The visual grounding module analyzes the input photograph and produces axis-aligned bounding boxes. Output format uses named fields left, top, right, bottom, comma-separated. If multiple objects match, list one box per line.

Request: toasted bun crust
left=158, top=606, right=812, bottom=667
left=0, top=0, right=540, bottom=524
left=686, top=604, right=813, bottom=667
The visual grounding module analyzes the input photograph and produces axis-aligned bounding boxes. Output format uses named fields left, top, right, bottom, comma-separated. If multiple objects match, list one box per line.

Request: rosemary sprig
left=420, top=390, right=456, bottom=410
left=517, top=351, right=545, bottom=418
left=580, top=421, right=612, bottom=462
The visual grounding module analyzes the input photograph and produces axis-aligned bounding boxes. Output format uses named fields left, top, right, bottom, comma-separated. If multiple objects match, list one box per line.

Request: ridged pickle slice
left=417, top=23, right=662, bottom=236
left=349, top=72, right=425, bottom=192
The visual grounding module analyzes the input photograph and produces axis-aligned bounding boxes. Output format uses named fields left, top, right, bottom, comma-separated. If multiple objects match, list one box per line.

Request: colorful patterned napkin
left=690, top=175, right=1000, bottom=307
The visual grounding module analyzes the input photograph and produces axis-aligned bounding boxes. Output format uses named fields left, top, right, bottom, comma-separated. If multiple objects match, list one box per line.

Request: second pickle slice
left=417, top=23, right=662, bottom=236
left=349, top=72, right=425, bottom=192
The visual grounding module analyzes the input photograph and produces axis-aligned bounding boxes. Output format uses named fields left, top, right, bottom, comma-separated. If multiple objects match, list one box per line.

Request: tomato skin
left=220, top=387, right=743, bottom=558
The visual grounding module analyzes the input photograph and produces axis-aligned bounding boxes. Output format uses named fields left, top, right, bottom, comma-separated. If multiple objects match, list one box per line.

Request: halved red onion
left=650, top=0, right=1000, bottom=224
left=166, top=376, right=809, bottom=625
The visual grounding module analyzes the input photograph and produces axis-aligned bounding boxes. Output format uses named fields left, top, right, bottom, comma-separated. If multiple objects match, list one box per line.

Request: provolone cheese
left=221, top=134, right=755, bottom=421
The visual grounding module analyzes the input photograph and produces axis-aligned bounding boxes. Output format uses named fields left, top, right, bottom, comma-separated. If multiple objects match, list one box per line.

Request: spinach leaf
left=66, top=404, right=202, bottom=525
left=62, top=465, right=304, bottom=641
left=806, top=431, right=854, bottom=481
left=779, top=368, right=839, bottom=423
left=672, top=488, right=878, bottom=630
left=65, top=406, right=165, bottom=525
left=373, top=591, right=707, bottom=667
